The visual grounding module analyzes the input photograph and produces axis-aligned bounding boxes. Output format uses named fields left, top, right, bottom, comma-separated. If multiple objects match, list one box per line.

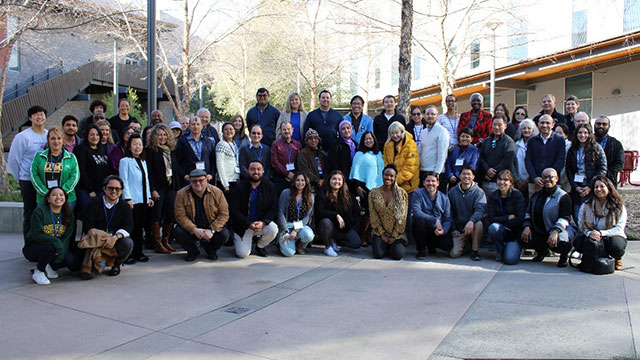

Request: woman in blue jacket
left=119, top=133, right=154, bottom=263
left=445, top=127, right=480, bottom=190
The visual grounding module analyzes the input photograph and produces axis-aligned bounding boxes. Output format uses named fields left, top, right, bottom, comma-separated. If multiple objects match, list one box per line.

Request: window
left=508, top=21, right=528, bottom=62
left=515, top=89, right=528, bottom=110
left=565, top=73, right=592, bottom=117
left=413, top=54, right=421, bottom=81
left=572, top=7, right=587, bottom=47
left=470, top=39, right=480, bottom=69
left=7, top=16, right=19, bottom=72
left=624, top=0, right=640, bottom=32
left=350, top=59, right=358, bottom=95
left=483, top=94, right=491, bottom=111
left=124, top=54, right=140, bottom=65
left=391, top=53, right=399, bottom=86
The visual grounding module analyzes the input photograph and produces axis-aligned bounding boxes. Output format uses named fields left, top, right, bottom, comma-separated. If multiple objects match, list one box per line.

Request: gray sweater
left=277, top=189, right=314, bottom=232
left=447, top=182, right=487, bottom=231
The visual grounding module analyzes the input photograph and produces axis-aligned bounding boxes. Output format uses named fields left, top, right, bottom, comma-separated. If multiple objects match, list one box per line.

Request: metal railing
left=3, top=62, right=64, bottom=103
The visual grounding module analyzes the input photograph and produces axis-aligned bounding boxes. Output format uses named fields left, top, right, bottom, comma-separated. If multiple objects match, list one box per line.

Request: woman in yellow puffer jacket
left=383, top=121, right=419, bottom=194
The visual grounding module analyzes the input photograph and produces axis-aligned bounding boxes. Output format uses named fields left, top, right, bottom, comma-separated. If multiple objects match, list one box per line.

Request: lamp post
left=147, top=0, right=157, bottom=116
left=486, top=21, right=502, bottom=112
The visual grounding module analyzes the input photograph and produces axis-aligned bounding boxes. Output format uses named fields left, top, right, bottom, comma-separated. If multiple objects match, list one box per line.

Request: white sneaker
left=45, top=264, right=59, bottom=279
left=32, top=269, right=51, bottom=285
left=324, top=247, right=338, bottom=257
left=331, top=242, right=340, bottom=252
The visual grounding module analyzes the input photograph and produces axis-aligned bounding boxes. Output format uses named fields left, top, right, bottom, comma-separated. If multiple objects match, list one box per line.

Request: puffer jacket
left=383, top=131, right=419, bottom=193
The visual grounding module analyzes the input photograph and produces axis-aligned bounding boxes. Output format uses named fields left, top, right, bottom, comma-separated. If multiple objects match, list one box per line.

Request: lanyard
left=287, top=143, right=294, bottom=162
left=296, top=198, right=303, bottom=219
left=252, top=145, right=263, bottom=160
left=577, top=148, right=585, bottom=168
left=446, top=114, right=457, bottom=132
left=48, top=153, right=59, bottom=174
left=50, top=210, right=62, bottom=237
left=103, top=203, right=116, bottom=233
left=594, top=217, right=601, bottom=230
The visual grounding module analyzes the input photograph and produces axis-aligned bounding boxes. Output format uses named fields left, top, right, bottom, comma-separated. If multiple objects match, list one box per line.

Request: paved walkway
left=0, top=233, right=638, bottom=359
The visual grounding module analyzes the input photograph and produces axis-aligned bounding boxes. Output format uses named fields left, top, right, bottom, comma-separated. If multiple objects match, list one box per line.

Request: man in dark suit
left=594, top=115, right=625, bottom=187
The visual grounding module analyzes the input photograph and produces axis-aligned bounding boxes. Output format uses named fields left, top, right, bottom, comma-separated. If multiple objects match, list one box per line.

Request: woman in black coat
left=487, top=169, right=526, bottom=265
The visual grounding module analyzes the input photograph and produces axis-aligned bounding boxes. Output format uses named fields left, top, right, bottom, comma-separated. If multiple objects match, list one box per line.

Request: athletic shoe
left=32, top=269, right=51, bottom=285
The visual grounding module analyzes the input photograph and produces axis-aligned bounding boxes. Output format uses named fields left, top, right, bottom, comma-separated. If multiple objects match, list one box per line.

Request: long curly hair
left=146, top=123, right=176, bottom=151
left=586, top=175, right=624, bottom=223
left=570, top=123, right=601, bottom=165
left=288, top=172, right=313, bottom=210
left=323, top=170, right=351, bottom=211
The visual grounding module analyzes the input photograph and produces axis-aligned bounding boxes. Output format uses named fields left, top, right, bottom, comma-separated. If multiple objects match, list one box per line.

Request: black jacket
left=175, top=135, right=217, bottom=186
left=83, top=196, right=134, bottom=235
left=600, top=136, right=625, bottom=187
left=229, top=179, right=278, bottom=234
left=533, top=109, right=566, bottom=126
left=145, top=147, right=181, bottom=192
left=487, top=188, right=526, bottom=241
left=328, top=137, right=354, bottom=177
left=373, top=112, right=406, bottom=145
left=314, top=191, right=360, bottom=233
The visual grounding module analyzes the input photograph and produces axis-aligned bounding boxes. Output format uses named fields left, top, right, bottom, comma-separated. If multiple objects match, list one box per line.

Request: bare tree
left=397, top=0, right=413, bottom=119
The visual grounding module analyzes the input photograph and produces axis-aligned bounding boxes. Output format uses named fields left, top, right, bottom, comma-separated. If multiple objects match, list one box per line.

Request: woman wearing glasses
left=407, top=106, right=426, bottom=148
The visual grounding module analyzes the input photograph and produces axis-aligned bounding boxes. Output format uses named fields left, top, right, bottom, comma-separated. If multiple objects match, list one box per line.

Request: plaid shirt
left=457, top=110, right=493, bottom=145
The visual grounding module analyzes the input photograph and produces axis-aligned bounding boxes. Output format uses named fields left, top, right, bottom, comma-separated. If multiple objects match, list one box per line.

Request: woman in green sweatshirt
left=23, top=187, right=75, bottom=285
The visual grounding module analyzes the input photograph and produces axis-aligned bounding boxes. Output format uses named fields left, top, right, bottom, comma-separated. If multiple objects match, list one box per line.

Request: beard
left=595, top=127, right=608, bottom=138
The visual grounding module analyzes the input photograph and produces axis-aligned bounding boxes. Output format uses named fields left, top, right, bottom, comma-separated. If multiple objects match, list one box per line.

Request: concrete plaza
left=0, top=232, right=638, bottom=359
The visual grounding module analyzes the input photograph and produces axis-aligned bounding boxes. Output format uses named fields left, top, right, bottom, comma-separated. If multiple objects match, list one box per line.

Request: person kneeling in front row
left=411, top=171, right=453, bottom=259
left=174, top=169, right=230, bottom=261
left=448, top=166, right=486, bottom=260
left=521, top=168, right=576, bottom=267
left=80, top=175, right=134, bottom=279
left=369, top=164, right=408, bottom=260
left=229, top=160, right=279, bottom=258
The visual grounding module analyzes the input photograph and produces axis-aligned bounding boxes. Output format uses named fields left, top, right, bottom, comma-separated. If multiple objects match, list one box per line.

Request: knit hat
left=305, top=128, right=320, bottom=140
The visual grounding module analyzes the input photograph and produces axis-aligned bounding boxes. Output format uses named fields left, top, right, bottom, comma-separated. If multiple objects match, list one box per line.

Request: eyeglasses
left=541, top=175, right=557, bottom=180
left=411, top=112, right=422, bottom=116
left=106, top=186, right=122, bottom=192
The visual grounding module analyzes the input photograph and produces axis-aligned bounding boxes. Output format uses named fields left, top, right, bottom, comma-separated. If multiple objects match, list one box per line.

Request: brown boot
left=162, top=222, right=177, bottom=252
left=152, top=222, right=170, bottom=254
left=615, top=259, right=623, bottom=270
left=295, top=240, right=306, bottom=255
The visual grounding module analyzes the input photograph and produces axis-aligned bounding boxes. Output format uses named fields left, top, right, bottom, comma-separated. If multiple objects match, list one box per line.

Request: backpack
left=570, top=235, right=615, bottom=275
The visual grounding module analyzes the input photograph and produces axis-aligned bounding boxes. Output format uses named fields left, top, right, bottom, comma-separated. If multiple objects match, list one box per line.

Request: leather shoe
left=416, top=248, right=426, bottom=260
left=615, top=259, right=623, bottom=270
left=557, top=254, right=568, bottom=268
left=255, top=246, right=268, bottom=257
left=207, top=252, right=218, bottom=260
left=134, top=254, right=149, bottom=262
left=295, top=241, right=306, bottom=255
left=108, top=265, right=121, bottom=276
left=124, top=257, right=137, bottom=265
left=184, top=254, right=197, bottom=262
left=532, top=249, right=550, bottom=262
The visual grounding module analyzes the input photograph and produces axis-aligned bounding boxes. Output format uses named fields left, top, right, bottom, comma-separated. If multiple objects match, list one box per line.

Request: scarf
left=158, top=144, right=172, bottom=185
left=391, top=183, right=406, bottom=225
left=339, top=120, right=356, bottom=159
left=580, top=199, right=617, bottom=230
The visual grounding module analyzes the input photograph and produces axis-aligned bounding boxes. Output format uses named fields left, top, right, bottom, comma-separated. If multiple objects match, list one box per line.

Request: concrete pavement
left=0, top=232, right=638, bottom=359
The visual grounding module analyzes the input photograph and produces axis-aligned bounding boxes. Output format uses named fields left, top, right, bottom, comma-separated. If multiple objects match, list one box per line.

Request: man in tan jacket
left=174, top=169, right=230, bottom=261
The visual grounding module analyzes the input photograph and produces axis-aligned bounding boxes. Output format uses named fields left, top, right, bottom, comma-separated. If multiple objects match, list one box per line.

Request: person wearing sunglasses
left=80, top=175, right=134, bottom=279
left=478, top=115, right=516, bottom=195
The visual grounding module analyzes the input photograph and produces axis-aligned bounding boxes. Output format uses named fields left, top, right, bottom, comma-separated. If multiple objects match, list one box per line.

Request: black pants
left=528, top=230, right=572, bottom=256
left=174, top=225, right=230, bottom=257
left=317, top=218, right=361, bottom=249
left=151, top=188, right=176, bottom=223
left=371, top=235, right=406, bottom=260
left=574, top=235, right=627, bottom=260
left=22, top=243, right=75, bottom=272
left=131, top=203, right=149, bottom=257
left=412, top=217, right=453, bottom=252
left=19, top=180, right=37, bottom=239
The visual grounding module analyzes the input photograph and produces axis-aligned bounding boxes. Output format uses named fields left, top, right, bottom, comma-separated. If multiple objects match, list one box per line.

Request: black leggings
left=371, top=235, right=405, bottom=260
left=151, top=188, right=176, bottom=223
left=131, top=203, right=148, bottom=257
left=317, top=218, right=361, bottom=249
left=23, top=243, right=75, bottom=272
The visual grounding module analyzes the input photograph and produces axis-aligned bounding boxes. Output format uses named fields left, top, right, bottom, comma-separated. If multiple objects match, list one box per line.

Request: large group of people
left=7, top=89, right=629, bottom=286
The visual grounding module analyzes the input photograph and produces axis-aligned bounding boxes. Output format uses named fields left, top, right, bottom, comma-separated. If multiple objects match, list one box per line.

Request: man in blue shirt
left=246, top=88, right=280, bottom=146
left=304, top=90, right=343, bottom=150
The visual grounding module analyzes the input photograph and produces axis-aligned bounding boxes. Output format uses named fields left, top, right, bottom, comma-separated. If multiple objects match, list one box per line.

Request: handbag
left=570, top=234, right=614, bottom=275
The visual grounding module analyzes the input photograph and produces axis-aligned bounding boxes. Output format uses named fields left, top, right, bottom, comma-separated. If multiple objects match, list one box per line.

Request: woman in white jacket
left=216, top=122, right=240, bottom=194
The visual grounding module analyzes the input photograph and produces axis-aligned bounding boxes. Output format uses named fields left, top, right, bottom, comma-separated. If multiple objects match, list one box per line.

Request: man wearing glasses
left=478, top=115, right=516, bottom=195
left=174, top=169, right=230, bottom=262
left=81, top=175, right=134, bottom=278
left=246, top=88, right=280, bottom=146
left=521, top=168, right=575, bottom=267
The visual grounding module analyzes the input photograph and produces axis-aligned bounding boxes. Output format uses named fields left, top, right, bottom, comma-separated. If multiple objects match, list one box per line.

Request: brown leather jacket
left=175, top=183, right=229, bottom=234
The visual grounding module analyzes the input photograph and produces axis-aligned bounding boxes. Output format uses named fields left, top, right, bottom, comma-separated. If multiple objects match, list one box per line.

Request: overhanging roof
left=383, top=30, right=640, bottom=107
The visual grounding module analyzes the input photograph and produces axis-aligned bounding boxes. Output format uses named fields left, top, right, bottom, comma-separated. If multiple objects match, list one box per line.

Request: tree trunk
left=397, top=0, right=413, bottom=120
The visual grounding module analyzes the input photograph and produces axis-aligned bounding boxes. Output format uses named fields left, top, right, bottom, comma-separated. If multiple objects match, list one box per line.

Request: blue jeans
left=278, top=225, right=314, bottom=257
left=488, top=223, right=521, bottom=265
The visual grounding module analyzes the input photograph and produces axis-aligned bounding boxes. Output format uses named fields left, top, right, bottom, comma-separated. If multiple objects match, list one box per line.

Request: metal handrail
left=3, top=62, right=64, bottom=103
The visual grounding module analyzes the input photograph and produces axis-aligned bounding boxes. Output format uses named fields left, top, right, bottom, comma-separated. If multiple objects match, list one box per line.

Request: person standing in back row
left=246, top=88, right=280, bottom=146
left=304, top=90, right=343, bottom=150
left=374, top=95, right=406, bottom=145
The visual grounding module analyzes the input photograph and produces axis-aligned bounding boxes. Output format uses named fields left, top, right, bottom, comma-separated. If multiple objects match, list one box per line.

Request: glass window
left=565, top=73, right=592, bottom=117
left=515, top=89, right=528, bottom=109
left=391, top=53, right=399, bottom=86
left=483, top=94, right=491, bottom=111
left=572, top=9, right=587, bottom=47
left=508, top=21, right=528, bottom=62
left=470, top=40, right=480, bottom=69
left=624, top=0, right=640, bottom=32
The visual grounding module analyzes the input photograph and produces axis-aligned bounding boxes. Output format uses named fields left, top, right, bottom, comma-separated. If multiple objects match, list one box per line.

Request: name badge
left=574, top=174, right=586, bottom=183
left=47, top=180, right=59, bottom=188
left=235, top=166, right=241, bottom=174
left=196, top=161, right=205, bottom=170
left=286, top=163, right=295, bottom=171
left=455, top=158, right=464, bottom=166
left=293, top=221, right=304, bottom=230
left=166, top=169, right=173, bottom=177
